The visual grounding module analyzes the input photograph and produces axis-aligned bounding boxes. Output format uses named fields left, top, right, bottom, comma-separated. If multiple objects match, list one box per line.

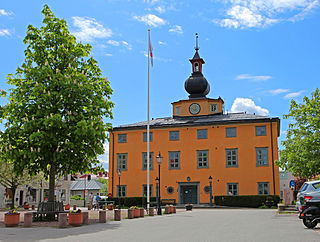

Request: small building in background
left=279, top=171, right=295, bottom=199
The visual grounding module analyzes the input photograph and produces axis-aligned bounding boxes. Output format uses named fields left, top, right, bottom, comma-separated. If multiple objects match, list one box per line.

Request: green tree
left=277, top=88, right=320, bottom=178
left=0, top=5, right=113, bottom=204
left=97, top=177, right=108, bottom=195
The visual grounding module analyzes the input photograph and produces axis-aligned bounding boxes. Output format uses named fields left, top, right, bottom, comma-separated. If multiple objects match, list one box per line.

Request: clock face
left=189, top=103, right=200, bottom=114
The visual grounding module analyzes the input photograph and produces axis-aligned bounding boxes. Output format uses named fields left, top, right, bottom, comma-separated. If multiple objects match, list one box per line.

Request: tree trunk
left=48, top=163, right=56, bottom=204
left=10, top=187, right=16, bottom=210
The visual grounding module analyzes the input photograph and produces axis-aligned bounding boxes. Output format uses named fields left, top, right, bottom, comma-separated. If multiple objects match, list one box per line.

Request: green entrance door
left=181, top=185, right=197, bottom=204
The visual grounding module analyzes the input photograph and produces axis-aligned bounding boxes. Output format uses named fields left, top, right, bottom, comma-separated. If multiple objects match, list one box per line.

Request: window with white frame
left=227, top=183, right=238, bottom=195
left=197, top=150, right=209, bottom=168
left=226, top=148, right=238, bottom=167
left=169, top=131, right=179, bottom=141
left=176, top=106, right=181, bottom=115
left=117, top=185, right=126, bottom=197
left=142, top=152, right=153, bottom=170
left=169, top=151, right=180, bottom=169
left=210, top=104, right=217, bottom=113
left=258, top=182, right=269, bottom=195
left=256, top=147, right=268, bottom=166
left=117, top=153, right=127, bottom=170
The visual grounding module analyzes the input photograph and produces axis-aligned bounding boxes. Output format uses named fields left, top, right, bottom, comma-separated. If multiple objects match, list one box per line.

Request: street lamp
left=118, top=170, right=121, bottom=210
left=209, top=176, right=213, bottom=207
left=156, top=152, right=163, bottom=215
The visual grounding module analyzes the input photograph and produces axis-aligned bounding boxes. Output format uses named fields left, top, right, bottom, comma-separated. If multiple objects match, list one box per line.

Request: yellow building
left=109, top=41, right=280, bottom=205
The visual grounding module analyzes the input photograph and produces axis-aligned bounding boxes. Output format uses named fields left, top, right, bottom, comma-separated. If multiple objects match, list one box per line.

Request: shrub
left=70, top=195, right=84, bottom=200
left=214, top=195, right=280, bottom=208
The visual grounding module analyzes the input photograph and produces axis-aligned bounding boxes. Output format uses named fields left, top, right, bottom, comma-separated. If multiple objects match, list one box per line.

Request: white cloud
left=0, top=29, right=10, bottom=37
left=235, top=74, right=272, bottom=82
left=158, top=41, right=167, bottom=45
left=169, top=25, right=183, bottom=34
left=215, top=0, right=319, bottom=29
left=105, top=53, right=113, bottom=56
left=155, top=6, right=166, bottom=13
left=72, top=16, right=112, bottom=42
left=284, top=90, right=305, bottom=99
left=133, top=14, right=166, bottom=27
left=107, top=40, right=120, bottom=46
left=0, top=9, right=13, bottom=16
left=268, top=88, right=290, bottom=95
left=231, top=98, right=270, bottom=116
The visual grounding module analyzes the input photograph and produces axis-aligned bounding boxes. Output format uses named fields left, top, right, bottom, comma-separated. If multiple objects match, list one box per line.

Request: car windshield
left=312, top=182, right=320, bottom=189
left=300, top=183, right=308, bottom=192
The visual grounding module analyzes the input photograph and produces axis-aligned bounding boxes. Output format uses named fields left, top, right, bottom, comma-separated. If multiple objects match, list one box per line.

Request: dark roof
left=112, top=112, right=280, bottom=136
left=192, top=50, right=201, bottom=60
left=70, top=180, right=103, bottom=191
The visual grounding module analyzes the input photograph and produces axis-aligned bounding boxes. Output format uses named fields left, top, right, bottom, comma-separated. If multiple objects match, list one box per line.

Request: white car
left=296, top=180, right=320, bottom=211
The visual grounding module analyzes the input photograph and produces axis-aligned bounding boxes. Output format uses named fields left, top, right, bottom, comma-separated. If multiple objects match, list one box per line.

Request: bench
left=161, top=199, right=176, bottom=206
left=33, top=201, right=65, bottom=221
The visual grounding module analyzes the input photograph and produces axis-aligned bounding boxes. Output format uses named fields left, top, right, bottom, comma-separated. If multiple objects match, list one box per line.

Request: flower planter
left=24, top=204, right=30, bottom=210
left=169, top=205, right=174, bottom=214
left=165, top=206, right=170, bottom=214
left=134, top=208, right=140, bottom=218
left=4, top=213, right=20, bottom=227
left=139, top=208, right=144, bottom=217
left=68, top=213, right=83, bottom=226
left=64, top=204, right=70, bottom=210
left=108, top=204, right=114, bottom=210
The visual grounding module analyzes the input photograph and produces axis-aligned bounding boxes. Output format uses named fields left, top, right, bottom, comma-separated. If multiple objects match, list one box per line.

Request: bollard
left=99, top=210, right=107, bottom=223
left=23, top=212, right=33, bottom=227
left=82, top=211, right=89, bottom=225
left=149, top=207, right=154, bottom=216
left=73, top=205, right=77, bottom=210
left=128, top=208, right=134, bottom=219
left=58, top=213, right=68, bottom=228
left=139, top=208, right=144, bottom=217
left=114, top=209, right=121, bottom=221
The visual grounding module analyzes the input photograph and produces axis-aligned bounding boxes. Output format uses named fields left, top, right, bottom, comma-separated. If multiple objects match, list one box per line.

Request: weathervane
left=195, top=33, right=199, bottom=51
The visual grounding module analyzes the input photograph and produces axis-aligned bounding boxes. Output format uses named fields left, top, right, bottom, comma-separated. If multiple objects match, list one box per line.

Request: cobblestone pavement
left=0, top=209, right=319, bottom=242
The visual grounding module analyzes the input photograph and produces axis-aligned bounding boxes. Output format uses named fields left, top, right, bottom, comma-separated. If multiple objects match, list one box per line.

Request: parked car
left=296, top=180, right=320, bottom=211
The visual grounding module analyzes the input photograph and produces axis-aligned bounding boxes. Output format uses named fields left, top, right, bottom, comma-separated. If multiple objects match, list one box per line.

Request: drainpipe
left=111, top=131, right=115, bottom=197
left=270, top=120, right=276, bottom=195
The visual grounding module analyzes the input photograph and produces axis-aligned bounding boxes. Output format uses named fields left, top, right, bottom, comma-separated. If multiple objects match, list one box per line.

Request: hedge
left=107, top=197, right=157, bottom=208
left=214, top=195, right=280, bottom=208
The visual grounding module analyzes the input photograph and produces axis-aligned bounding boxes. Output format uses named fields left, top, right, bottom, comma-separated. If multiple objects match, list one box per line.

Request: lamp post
left=156, top=152, right=163, bottom=215
left=209, top=176, right=213, bottom=207
left=118, top=170, right=121, bottom=210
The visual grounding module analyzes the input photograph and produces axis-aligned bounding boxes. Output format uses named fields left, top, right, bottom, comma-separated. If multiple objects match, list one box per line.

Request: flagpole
left=147, top=29, right=150, bottom=211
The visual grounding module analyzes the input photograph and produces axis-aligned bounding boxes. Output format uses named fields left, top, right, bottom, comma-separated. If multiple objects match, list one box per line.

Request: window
left=255, top=126, right=266, bottom=136
left=256, top=147, right=268, bottom=166
left=169, top=151, right=180, bottom=169
left=197, top=150, right=209, bottom=168
left=226, top=148, right=238, bottom=167
left=117, top=185, right=126, bottom=197
left=167, top=187, right=174, bottom=194
left=142, top=152, right=153, bottom=170
left=226, top=127, right=236, bottom=138
left=169, top=131, right=179, bottom=141
left=258, top=182, right=269, bottom=195
left=176, top=106, right=181, bottom=115
left=194, top=63, right=199, bottom=72
left=118, top=134, right=127, bottom=143
left=143, top=184, right=153, bottom=197
left=117, top=153, right=127, bottom=170
left=197, top=129, right=208, bottom=139
left=312, top=182, right=320, bottom=189
left=227, top=183, right=238, bottom=195
left=143, top=132, right=153, bottom=142
left=210, top=104, right=217, bottom=113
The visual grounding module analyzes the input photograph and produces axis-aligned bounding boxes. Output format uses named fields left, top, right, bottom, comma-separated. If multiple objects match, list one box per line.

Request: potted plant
left=24, top=202, right=30, bottom=210
left=64, top=204, right=70, bottom=210
left=107, top=204, right=114, bottom=210
left=185, top=204, right=193, bottom=211
left=131, top=206, right=140, bottom=218
left=165, top=205, right=170, bottom=214
left=68, top=209, right=83, bottom=226
left=4, top=210, right=20, bottom=227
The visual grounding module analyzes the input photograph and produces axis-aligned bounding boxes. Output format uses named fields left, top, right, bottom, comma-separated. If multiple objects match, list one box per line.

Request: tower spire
left=195, top=33, right=199, bottom=51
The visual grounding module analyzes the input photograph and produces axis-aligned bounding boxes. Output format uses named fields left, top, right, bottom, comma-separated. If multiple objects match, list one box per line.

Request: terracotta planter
left=68, top=213, right=83, bottom=226
left=169, top=205, right=174, bottom=213
left=165, top=206, right=170, bottom=214
left=24, top=204, right=30, bottom=210
left=4, top=213, right=20, bottom=227
left=134, top=208, right=140, bottom=218
left=139, top=208, right=144, bottom=217
left=64, top=204, right=70, bottom=210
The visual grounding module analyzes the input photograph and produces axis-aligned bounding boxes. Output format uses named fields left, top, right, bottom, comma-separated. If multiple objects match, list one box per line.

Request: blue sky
left=1, top=0, right=320, bottom=169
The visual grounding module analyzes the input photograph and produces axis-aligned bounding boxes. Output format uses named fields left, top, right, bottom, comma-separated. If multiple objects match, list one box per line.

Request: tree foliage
left=0, top=5, right=113, bottom=203
left=277, top=88, right=320, bottom=178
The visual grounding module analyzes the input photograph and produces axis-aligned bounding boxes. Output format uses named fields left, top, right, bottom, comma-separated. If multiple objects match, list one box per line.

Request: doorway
left=180, top=185, right=198, bottom=204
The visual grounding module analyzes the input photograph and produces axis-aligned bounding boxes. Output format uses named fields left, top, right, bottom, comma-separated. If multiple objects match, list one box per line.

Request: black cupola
left=184, top=33, right=210, bottom=99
